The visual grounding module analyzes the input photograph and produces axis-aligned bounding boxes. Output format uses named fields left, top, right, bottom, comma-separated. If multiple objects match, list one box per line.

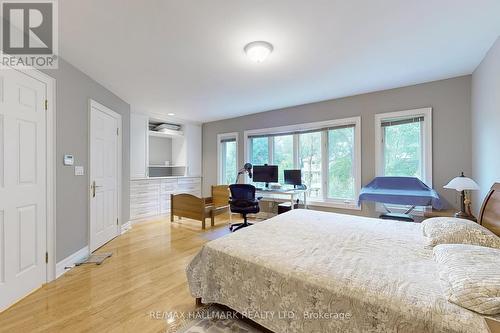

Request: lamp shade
left=444, top=175, right=479, bottom=191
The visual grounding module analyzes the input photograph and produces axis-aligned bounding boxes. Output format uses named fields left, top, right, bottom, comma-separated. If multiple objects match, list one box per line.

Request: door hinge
left=116, top=127, right=119, bottom=136
left=44, top=100, right=48, bottom=110
left=116, top=218, right=119, bottom=225
left=45, top=252, right=48, bottom=264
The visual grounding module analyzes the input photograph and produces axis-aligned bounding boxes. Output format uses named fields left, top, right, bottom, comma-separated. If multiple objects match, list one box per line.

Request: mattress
left=186, top=209, right=490, bottom=333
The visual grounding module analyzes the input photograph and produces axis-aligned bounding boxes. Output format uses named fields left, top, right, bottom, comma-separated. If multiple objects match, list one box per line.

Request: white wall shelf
left=130, top=113, right=201, bottom=179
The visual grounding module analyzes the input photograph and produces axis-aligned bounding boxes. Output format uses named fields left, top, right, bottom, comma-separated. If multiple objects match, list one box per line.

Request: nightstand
left=423, top=209, right=478, bottom=222
left=485, top=318, right=500, bottom=333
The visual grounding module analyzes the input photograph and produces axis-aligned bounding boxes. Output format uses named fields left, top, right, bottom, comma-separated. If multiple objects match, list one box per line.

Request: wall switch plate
left=64, top=154, right=74, bottom=166
left=75, top=166, right=84, bottom=176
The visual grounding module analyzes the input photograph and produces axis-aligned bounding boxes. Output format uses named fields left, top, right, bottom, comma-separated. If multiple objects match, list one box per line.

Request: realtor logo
left=1, top=0, right=58, bottom=68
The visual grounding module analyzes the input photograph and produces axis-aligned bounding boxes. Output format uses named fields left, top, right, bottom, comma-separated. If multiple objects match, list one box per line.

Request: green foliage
left=328, top=128, right=355, bottom=199
left=299, top=132, right=322, bottom=199
left=250, top=137, right=270, bottom=187
left=383, top=122, right=422, bottom=179
left=273, top=135, right=293, bottom=184
left=250, top=137, right=269, bottom=165
left=223, top=141, right=237, bottom=184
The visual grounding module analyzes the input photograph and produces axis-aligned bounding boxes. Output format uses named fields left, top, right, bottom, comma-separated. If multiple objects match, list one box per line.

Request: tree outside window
left=273, top=135, right=293, bottom=184
left=328, top=127, right=355, bottom=200
left=250, top=137, right=269, bottom=165
left=221, top=140, right=237, bottom=184
left=299, top=132, right=322, bottom=199
left=383, top=122, right=422, bottom=179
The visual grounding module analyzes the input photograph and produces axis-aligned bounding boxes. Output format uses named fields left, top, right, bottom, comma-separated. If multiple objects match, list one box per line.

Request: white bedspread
left=186, top=209, right=491, bottom=333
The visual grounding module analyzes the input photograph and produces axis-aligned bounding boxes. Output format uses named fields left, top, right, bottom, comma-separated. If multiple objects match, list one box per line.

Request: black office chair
left=229, top=184, right=261, bottom=232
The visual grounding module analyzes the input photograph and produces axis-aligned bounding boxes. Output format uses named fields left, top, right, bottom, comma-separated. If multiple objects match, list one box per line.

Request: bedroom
left=0, top=1, right=500, bottom=332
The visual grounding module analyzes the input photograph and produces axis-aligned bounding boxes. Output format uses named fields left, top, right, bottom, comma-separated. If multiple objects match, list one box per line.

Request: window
left=299, top=132, right=322, bottom=199
left=273, top=135, right=293, bottom=184
left=249, top=137, right=269, bottom=165
left=328, top=126, right=355, bottom=200
left=217, top=133, right=238, bottom=185
left=382, top=118, right=422, bottom=179
left=375, top=108, right=432, bottom=186
left=244, top=117, right=361, bottom=209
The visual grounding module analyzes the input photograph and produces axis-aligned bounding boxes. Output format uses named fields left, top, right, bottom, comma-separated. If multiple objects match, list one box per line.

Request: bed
left=186, top=184, right=500, bottom=333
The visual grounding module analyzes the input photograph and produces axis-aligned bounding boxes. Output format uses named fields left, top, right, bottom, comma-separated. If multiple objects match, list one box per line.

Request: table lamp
left=444, top=172, right=479, bottom=221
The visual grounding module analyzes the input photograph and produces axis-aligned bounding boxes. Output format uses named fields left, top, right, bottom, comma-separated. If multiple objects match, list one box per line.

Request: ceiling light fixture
left=167, top=113, right=175, bottom=116
left=244, top=41, right=273, bottom=63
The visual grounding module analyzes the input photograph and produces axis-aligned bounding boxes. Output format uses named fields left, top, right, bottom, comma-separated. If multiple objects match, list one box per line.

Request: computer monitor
left=253, top=165, right=279, bottom=187
left=284, top=169, right=302, bottom=187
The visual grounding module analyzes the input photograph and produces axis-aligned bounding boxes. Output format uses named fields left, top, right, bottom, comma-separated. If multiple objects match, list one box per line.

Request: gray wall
left=203, top=76, right=472, bottom=217
left=43, top=59, right=130, bottom=261
left=471, top=37, right=500, bottom=213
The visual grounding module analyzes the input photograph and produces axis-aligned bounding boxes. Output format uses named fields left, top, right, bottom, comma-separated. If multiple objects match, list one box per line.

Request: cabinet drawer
left=130, top=180, right=152, bottom=187
left=176, top=183, right=201, bottom=192
left=130, top=203, right=159, bottom=218
left=161, top=182, right=177, bottom=193
left=131, top=184, right=160, bottom=194
left=130, top=190, right=159, bottom=201
left=130, top=197, right=159, bottom=209
left=177, top=177, right=201, bottom=185
left=130, top=182, right=161, bottom=192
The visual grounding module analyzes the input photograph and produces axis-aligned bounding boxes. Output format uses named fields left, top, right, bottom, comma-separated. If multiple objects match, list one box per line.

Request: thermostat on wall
left=63, top=154, right=74, bottom=166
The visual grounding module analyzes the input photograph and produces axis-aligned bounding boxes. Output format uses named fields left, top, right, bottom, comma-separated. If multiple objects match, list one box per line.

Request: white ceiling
left=59, top=0, right=500, bottom=123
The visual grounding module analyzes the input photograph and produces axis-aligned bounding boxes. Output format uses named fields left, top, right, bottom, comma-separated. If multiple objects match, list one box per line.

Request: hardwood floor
left=0, top=215, right=237, bottom=333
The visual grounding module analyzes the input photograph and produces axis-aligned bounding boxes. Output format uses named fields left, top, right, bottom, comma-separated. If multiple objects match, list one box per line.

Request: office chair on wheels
left=228, top=184, right=261, bottom=232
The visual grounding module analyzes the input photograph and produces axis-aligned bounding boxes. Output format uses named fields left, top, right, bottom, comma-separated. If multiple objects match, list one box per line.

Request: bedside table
left=423, top=209, right=478, bottom=222
left=485, top=318, right=500, bottom=333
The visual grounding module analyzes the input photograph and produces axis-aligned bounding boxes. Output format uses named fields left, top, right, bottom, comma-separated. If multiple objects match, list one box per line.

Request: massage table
left=358, top=176, right=443, bottom=221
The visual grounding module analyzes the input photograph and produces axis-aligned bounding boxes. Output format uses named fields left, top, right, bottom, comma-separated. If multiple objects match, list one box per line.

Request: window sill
left=307, top=199, right=361, bottom=211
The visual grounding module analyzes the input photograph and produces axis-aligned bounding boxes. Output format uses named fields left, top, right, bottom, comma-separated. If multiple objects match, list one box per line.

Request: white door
left=0, top=69, right=47, bottom=311
left=89, top=101, right=121, bottom=252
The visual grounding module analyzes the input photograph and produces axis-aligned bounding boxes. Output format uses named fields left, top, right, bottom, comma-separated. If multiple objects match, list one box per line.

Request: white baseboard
left=121, top=221, right=132, bottom=234
left=55, top=246, right=89, bottom=279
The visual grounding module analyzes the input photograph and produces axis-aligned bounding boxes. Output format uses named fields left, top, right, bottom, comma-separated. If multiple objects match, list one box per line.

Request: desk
left=256, top=188, right=308, bottom=211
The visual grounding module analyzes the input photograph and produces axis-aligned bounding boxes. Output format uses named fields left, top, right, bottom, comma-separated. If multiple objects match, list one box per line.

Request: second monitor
left=284, top=169, right=302, bottom=187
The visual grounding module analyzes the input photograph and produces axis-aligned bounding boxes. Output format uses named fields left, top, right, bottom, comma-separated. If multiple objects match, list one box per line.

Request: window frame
left=374, top=108, right=433, bottom=214
left=243, top=117, right=361, bottom=210
left=374, top=108, right=432, bottom=186
left=217, top=132, right=239, bottom=185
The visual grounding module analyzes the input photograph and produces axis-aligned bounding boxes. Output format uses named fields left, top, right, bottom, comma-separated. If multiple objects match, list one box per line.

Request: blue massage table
left=358, top=177, right=444, bottom=222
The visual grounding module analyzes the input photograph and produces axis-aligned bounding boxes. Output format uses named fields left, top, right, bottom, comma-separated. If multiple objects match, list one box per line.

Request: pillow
left=433, top=244, right=500, bottom=315
left=422, top=217, right=500, bottom=249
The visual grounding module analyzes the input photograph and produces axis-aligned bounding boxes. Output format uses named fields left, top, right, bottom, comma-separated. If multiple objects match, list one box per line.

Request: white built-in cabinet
left=130, top=177, right=201, bottom=220
left=130, top=113, right=149, bottom=178
left=174, top=123, right=202, bottom=177
left=129, top=113, right=202, bottom=178
left=129, top=113, right=202, bottom=221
